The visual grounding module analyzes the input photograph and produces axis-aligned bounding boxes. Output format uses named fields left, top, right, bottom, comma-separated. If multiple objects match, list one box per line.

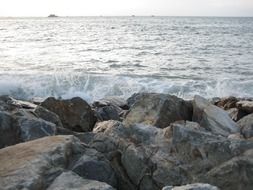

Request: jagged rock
left=95, top=105, right=121, bottom=121
left=237, top=113, right=253, bottom=138
left=215, top=96, right=238, bottom=110
left=0, top=95, right=37, bottom=111
left=0, top=110, right=56, bottom=148
left=203, top=149, right=253, bottom=190
left=47, top=171, right=115, bottom=190
left=0, top=111, right=20, bottom=148
left=124, top=93, right=192, bottom=128
left=90, top=120, right=253, bottom=190
left=192, top=95, right=239, bottom=137
left=70, top=147, right=117, bottom=187
left=236, top=100, right=253, bottom=114
left=41, top=97, right=96, bottom=132
left=162, top=183, right=219, bottom=190
left=0, top=136, right=85, bottom=190
left=34, top=105, right=63, bottom=127
left=227, top=108, right=247, bottom=122
left=93, top=97, right=128, bottom=110
left=93, top=97, right=128, bottom=121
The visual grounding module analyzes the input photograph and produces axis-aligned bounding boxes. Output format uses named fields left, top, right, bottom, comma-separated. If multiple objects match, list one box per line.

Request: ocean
left=0, top=16, right=252, bottom=102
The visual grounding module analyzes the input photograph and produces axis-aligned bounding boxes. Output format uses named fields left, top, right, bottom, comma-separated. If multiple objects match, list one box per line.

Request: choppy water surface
left=0, top=17, right=253, bottom=102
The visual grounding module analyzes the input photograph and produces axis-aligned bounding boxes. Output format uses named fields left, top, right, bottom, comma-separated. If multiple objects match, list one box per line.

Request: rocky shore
left=1, top=93, right=253, bottom=190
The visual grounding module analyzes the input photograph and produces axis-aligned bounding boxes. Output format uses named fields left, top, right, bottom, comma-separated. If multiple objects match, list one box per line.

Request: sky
left=0, top=0, right=253, bottom=17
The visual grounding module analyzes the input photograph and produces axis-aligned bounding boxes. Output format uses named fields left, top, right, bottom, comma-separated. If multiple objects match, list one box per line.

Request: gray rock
left=47, top=171, right=115, bottom=190
left=0, top=136, right=85, bottom=190
left=192, top=95, right=239, bottom=136
left=93, top=97, right=128, bottom=121
left=90, top=120, right=253, bottom=190
left=237, top=113, right=253, bottom=138
left=41, top=97, right=96, bottom=132
left=204, top=149, right=253, bottom=190
left=124, top=93, right=192, bottom=128
left=17, top=116, right=56, bottom=142
left=0, top=111, right=20, bottom=148
left=95, top=105, right=120, bottom=121
left=227, top=108, right=247, bottom=122
left=0, top=109, right=56, bottom=148
left=70, top=147, right=117, bottom=187
left=162, top=183, right=219, bottom=190
left=236, top=100, right=253, bottom=114
left=0, top=95, right=37, bottom=111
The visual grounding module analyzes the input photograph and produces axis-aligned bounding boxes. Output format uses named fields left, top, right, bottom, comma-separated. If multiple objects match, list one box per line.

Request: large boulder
left=162, top=183, right=219, bottom=190
left=0, top=136, right=85, bottom=190
left=192, top=95, right=239, bottom=137
left=0, top=110, right=56, bottom=148
left=47, top=171, right=115, bottom=190
left=41, top=97, right=96, bottom=132
left=237, top=113, right=253, bottom=139
left=90, top=120, right=253, bottom=190
left=70, top=147, right=117, bottom=187
left=124, top=93, right=192, bottom=128
left=203, top=149, right=253, bottom=190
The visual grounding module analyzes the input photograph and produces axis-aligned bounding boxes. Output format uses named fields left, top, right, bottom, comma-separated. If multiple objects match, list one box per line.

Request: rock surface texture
left=1, top=94, right=253, bottom=190
left=41, top=97, right=96, bottom=132
left=124, top=93, right=192, bottom=128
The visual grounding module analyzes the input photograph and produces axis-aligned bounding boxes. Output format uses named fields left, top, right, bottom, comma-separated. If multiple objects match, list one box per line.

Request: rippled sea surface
left=0, top=17, right=253, bottom=102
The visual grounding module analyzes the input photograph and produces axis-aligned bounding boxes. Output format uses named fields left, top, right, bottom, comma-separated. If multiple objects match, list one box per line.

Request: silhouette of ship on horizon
left=48, top=14, right=58, bottom=18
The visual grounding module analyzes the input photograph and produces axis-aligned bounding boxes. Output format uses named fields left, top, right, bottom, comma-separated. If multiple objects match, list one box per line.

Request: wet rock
left=41, top=97, right=96, bottom=132
left=95, top=105, right=120, bottom=121
left=124, top=93, right=192, bottom=128
left=227, top=108, right=247, bottom=122
left=47, top=171, right=115, bottom=190
left=0, top=109, right=56, bottom=148
left=0, top=95, right=37, bottom=111
left=0, top=111, right=20, bottom=148
left=93, top=97, right=128, bottom=121
left=0, top=136, right=85, bottom=190
left=192, top=95, right=239, bottom=137
left=215, top=96, right=238, bottom=110
left=236, top=100, right=253, bottom=114
left=70, top=148, right=117, bottom=187
left=237, top=113, right=253, bottom=138
left=93, top=97, right=128, bottom=110
left=162, top=183, right=219, bottom=190
left=34, top=105, right=63, bottom=127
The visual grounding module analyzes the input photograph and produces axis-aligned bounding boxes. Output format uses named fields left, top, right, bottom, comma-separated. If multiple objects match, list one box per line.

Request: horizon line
left=1, top=15, right=253, bottom=18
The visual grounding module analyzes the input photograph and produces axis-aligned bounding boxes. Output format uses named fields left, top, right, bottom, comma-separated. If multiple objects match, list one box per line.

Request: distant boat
left=48, top=14, right=58, bottom=18
left=131, top=15, right=135, bottom=17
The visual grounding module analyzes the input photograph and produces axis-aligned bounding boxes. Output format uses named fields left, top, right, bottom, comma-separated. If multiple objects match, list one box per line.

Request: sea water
left=0, top=17, right=252, bottom=102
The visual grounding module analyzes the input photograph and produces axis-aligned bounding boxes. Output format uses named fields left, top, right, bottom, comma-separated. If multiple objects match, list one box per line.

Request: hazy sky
left=1, top=0, right=253, bottom=17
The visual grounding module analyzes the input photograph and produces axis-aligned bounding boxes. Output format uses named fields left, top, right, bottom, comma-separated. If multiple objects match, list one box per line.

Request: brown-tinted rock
left=236, top=100, right=253, bottom=114
left=0, top=136, right=85, bottom=190
left=124, top=93, right=192, bottom=128
left=227, top=108, right=247, bottom=122
left=41, top=97, right=96, bottom=132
